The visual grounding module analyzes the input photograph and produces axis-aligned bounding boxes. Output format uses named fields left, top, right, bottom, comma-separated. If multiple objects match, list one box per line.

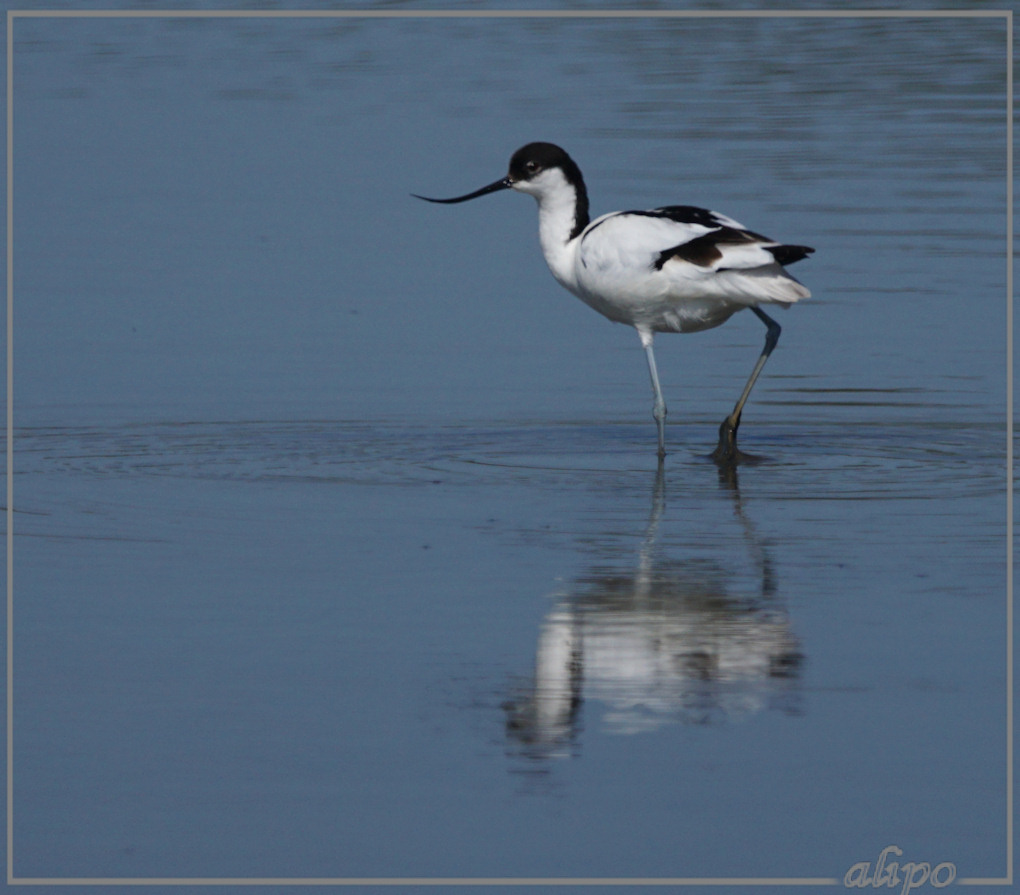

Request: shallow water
left=6, top=6, right=1012, bottom=890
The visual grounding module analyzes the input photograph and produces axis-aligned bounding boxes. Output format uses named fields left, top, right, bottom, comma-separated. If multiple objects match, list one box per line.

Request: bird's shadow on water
left=502, top=459, right=806, bottom=771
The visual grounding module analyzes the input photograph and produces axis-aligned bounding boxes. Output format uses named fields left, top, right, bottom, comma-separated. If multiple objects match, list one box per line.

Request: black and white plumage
left=415, top=142, right=814, bottom=463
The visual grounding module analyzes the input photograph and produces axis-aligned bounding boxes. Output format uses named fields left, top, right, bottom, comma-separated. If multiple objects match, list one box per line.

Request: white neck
left=515, top=168, right=583, bottom=293
left=537, top=191, right=581, bottom=291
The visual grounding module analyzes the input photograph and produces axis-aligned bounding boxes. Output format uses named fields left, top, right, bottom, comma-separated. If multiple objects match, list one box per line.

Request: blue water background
left=5, top=8, right=1011, bottom=891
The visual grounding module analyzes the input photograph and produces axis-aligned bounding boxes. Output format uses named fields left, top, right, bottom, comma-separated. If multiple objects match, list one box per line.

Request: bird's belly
left=572, top=268, right=744, bottom=334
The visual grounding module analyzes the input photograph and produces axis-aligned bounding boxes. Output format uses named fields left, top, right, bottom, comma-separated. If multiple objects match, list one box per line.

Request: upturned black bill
left=412, top=177, right=512, bottom=204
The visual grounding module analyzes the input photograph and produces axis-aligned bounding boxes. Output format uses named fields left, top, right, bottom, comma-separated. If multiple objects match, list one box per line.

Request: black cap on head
left=507, top=142, right=574, bottom=182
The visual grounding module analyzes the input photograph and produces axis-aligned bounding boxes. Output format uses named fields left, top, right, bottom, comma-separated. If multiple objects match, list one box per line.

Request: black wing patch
left=654, top=226, right=768, bottom=270
left=584, top=204, right=815, bottom=270
left=655, top=228, right=815, bottom=271
left=583, top=205, right=726, bottom=240
left=641, top=205, right=725, bottom=227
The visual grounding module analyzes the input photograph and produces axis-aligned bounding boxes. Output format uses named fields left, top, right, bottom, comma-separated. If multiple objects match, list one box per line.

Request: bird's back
left=571, top=207, right=811, bottom=334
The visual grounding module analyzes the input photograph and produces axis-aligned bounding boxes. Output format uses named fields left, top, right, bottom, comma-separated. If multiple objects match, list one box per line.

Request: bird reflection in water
left=504, top=465, right=804, bottom=761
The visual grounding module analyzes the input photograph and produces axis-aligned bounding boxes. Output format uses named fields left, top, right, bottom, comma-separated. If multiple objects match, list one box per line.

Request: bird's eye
left=525, top=160, right=540, bottom=173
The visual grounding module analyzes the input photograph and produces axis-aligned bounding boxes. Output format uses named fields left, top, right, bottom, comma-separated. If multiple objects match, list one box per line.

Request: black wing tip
left=768, top=244, right=815, bottom=266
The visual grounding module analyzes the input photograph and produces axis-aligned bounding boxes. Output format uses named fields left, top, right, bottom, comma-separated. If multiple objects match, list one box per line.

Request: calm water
left=7, top=7, right=1011, bottom=892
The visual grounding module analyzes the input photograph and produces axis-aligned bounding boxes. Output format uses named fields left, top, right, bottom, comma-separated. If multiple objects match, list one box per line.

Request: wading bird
left=415, top=142, right=813, bottom=464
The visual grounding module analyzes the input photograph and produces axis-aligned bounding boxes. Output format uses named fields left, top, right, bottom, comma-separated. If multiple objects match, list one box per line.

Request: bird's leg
left=711, top=307, right=781, bottom=465
left=638, top=329, right=667, bottom=461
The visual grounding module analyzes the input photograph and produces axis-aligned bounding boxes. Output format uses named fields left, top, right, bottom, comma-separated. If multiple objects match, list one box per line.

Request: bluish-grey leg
left=639, top=329, right=667, bottom=460
left=711, top=306, right=781, bottom=464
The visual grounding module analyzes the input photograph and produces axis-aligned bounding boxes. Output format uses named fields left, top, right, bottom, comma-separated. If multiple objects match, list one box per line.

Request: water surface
left=7, top=8, right=1010, bottom=890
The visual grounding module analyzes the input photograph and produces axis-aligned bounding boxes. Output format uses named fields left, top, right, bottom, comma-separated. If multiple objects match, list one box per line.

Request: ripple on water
left=14, top=418, right=1008, bottom=503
